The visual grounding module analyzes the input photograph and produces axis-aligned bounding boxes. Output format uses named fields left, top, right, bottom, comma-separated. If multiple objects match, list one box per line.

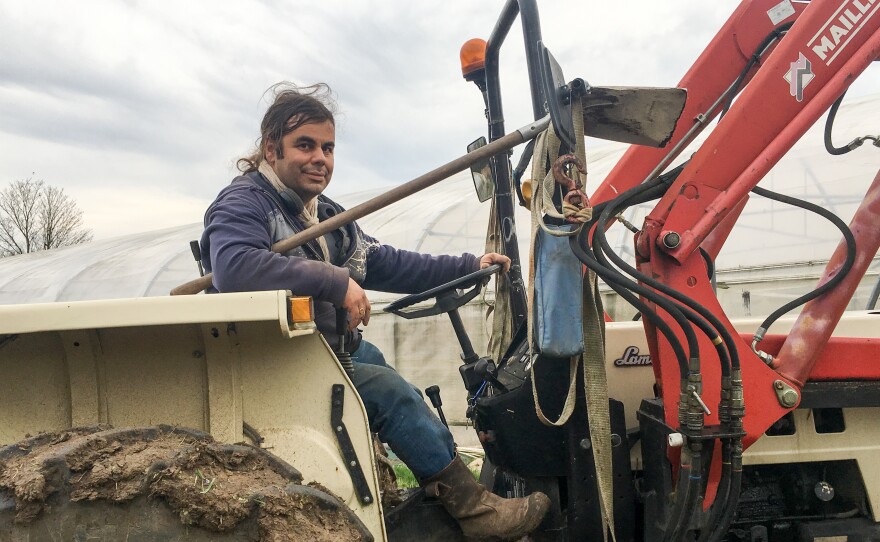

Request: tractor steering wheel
left=384, top=264, right=502, bottom=319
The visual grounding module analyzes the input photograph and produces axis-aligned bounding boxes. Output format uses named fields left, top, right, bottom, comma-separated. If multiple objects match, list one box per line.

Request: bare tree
left=0, top=177, right=93, bottom=257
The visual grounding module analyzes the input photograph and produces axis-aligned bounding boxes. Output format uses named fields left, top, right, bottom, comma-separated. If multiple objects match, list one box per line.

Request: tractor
left=1, top=0, right=879, bottom=540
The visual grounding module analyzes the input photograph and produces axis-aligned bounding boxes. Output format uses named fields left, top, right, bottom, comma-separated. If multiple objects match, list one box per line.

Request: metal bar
left=331, top=384, right=375, bottom=506
left=869, top=274, right=880, bottom=310
left=170, top=116, right=549, bottom=296
left=483, top=0, right=546, bottom=331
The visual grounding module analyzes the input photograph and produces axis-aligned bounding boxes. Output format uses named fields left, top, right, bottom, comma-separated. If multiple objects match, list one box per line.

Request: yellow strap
left=572, top=94, right=616, bottom=542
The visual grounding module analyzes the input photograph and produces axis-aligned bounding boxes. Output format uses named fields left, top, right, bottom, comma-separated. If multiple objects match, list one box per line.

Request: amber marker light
left=288, top=296, right=315, bottom=325
left=460, top=38, right=487, bottom=80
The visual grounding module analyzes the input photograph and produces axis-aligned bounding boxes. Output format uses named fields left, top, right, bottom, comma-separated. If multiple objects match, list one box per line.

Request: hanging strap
left=527, top=98, right=588, bottom=430
left=527, top=127, right=581, bottom=428
left=527, top=96, right=616, bottom=541
left=484, top=188, right=515, bottom=364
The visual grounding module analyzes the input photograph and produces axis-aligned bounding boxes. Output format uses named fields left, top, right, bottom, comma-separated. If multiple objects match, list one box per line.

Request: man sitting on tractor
left=200, top=82, right=550, bottom=540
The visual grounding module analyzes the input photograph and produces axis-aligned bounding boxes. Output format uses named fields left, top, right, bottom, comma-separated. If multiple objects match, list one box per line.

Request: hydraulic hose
left=513, top=139, right=536, bottom=207
left=663, top=445, right=703, bottom=542
left=570, top=231, right=689, bottom=375
left=584, top=175, right=703, bottom=367
left=666, top=26, right=811, bottom=537
left=573, top=193, right=699, bottom=378
left=825, top=91, right=852, bottom=155
left=589, top=165, right=745, bottom=541
left=697, top=440, right=732, bottom=542
left=719, top=22, right=794, bottom=120
left=586, top=181, right=717, bottom=542
left=750, top=185, right=856, bottom=354
left=706, top=442, right=743, bottom=542
left=590, top=230, right=701, bottom=371
left=660, top=451, right=695, bottom=542
left=594, top=188, right=736, bottom=375
left=825, top=89, right=880, bottom=155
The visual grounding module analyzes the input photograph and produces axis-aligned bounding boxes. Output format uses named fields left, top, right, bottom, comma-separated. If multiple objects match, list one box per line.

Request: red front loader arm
left=593, top=0, right=880, bottom=448
left=585, top=5, right=880, bottom=525
left=645, top=0, right=879, bottom=447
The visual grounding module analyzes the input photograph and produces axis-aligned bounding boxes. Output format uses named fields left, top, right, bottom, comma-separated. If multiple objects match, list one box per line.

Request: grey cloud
left=0, top=0, right=773, bottom=240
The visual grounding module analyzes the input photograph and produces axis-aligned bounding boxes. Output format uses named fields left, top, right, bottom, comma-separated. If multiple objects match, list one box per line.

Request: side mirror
left=467, top=137, right=495, bottom=202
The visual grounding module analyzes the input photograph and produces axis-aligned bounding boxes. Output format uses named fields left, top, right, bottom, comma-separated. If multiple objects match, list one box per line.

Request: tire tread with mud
left=0, top=425, right=372, bottom=541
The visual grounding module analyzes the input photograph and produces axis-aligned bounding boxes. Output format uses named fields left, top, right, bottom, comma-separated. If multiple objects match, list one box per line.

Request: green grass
left=393, top=463, right=419, bottom=488
left=392, top=455, right=482, bottom=489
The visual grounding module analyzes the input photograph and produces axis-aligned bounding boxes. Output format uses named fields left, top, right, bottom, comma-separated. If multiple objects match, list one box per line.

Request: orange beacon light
left=460, top=38, right=487, bottom=81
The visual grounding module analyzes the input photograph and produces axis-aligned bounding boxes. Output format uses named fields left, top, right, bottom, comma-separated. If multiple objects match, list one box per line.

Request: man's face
left=264, top=119, right=335, bottom=203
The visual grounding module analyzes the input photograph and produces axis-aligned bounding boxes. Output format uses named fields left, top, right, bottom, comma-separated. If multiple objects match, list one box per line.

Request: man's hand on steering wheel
left=479, top=252, right=511, bottom=273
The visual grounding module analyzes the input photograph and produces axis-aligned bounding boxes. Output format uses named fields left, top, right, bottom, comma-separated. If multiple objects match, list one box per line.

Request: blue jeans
left=351, top=340, right=455, bottom=480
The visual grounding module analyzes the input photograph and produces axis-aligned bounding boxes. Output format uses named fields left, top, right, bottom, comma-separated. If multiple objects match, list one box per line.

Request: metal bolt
left=336, top=426, right=342, bottom=432
left=363, top=496, right=372, bottom=503
left=814, top=481, right=834, bottom=502
left=667, top=433, right=684, bottom=448
left=350, top=461, right=357, bottom=467
left=773, top=380, right=799, bottom=407
left=662, top=231, right=681, bottom=249
left=781, top=389, right=799, bottom=408
left=610, top=434, right=622, bottom=447
left=579, top=438, right=592, bottom=451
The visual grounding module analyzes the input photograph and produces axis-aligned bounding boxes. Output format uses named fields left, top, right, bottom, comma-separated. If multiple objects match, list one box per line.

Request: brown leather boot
left=423, top=454, right=550, bottom=540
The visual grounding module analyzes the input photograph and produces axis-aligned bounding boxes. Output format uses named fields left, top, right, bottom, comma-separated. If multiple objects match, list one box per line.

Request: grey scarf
left=258, top=160, right=330, bottom=262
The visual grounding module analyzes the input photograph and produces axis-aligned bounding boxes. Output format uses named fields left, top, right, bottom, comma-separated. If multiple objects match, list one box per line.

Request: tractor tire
left=0, top=425, right=372, bottom=541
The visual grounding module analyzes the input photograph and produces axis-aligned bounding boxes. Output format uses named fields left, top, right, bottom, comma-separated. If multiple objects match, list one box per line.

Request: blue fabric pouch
left=533, top=225, right=584, bottom=358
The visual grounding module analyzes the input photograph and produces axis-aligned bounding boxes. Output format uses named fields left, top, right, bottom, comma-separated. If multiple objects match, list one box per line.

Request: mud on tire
left=0, top=425, right=372, bottom=541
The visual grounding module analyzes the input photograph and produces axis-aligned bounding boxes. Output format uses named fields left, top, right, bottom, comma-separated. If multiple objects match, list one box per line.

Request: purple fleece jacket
left=201, top=173, right=479, bottom=349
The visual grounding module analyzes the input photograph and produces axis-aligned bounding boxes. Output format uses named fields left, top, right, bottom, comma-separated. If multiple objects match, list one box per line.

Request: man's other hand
left=479, top=252, right=511, bottom=273
left=343, top=278, right=371, bottom=330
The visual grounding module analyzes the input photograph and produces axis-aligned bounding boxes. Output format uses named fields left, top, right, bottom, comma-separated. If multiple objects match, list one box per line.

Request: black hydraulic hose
left=591, top=230, right=701, bottom=367
left=824, top=88, right=880, bottom=155
left=574, top=215, right=697, bottom=377
left=751, top=185, right=856, bottom=334
left=660, top=454, right=695, bottom=542
left=587, top=168, right=727, bottom=542
left=578, top=172, right=703, bottom=378
left=719, top=22, right=794, bottom=120
left=707, top=450, right=743, bottom=542
left=821, top=86, right=880, bottom=157
left=570, top=232, right=689, bottom=374
left=592, top=184, right=730, bottom=542
left=589, top=167, right=733, bottom=373
left=664, top=447, right=703, bottom=542
left=696, top=440, right=733, bottom=542
left=580, top=162, right=679, bottom=233
left=701, top=247, right=717, bottom=283
left=582, top=176, right=703, bottom=365
left=825, top=91, right=851, bottom=155
left=595, top=191, right=737, bottom=374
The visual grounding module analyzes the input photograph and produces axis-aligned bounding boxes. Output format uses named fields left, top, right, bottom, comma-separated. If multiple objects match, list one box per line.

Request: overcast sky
left=1, top=1, right=877, bottom=240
